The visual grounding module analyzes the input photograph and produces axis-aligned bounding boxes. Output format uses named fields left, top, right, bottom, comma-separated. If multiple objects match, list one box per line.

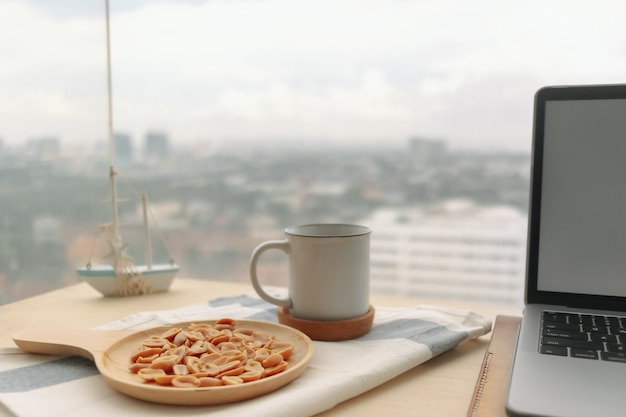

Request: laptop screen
left=528, top=85, right=626, bottom=308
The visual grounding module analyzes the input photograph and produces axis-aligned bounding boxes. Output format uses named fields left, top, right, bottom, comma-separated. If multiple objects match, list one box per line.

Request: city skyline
left=2, top=1, right=626, bottom=152
left=1, top=131, right=532, bottom=160
left=0, top=135, right=530, bottom=305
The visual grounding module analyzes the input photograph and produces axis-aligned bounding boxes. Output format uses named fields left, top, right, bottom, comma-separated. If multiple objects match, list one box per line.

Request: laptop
left=506, top=84, right=626, bottom=417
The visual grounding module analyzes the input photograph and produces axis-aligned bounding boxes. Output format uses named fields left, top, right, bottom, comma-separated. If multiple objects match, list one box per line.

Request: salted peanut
left=218, top=360, right=241, bottom=373
left=204, top=328, right=223, bottom=340
left=173, top=364, right=190, bottom=376
left=235, top=353, right=249, bottom=366
left=149, top=354, right=179, bottom=372
left=201, top=362, right=220, bottom=377
left=154, top=374, right=177, bottom=386
left=171, top=375, right=200, bottom=388
left=142, top=336, right=172, bottom=349
left=218, top=341, right=239, bottom=352
left=215, top=318, right=236, bottom=331
left=205, top=342, right=221, bottom=355
left=188, top=324, right=218, bottom=340
left=136, top=353, right=159, bottom=364
left=188, top=340, right=209, bottom=355
left=216, top=365, right=245, bottom=378
left=219, top=349, right=239, bottom=357
left=244, top=360, right=264, bottom=372
left=221, top=350, right=246, bottom=363
left=212, top=355, right=229, bottom=366
left=269, top=342, right=295, bottom=360
left=169, top=345, right=188, bottom=363
left=131, top=347, right=162, bottom=362
left=198, top=377, right=223, bottom=387
left=210, top=333, right=230, bottom=345
left=277, top=347, right=294, bottom=361
left=221, top=376, right=244, bottom=386
left=160, top=327, right=182, bottom=341
left=137, top=367, right=166, bottom=381
left=173, top=331, right=188, bottom=346
left=262, top=352, right=284, bottom=369
left=129, top=362, right=150, bottom=373
left=254, top=348, right=271, bottom=362
left=242, top=345, right=255, bottom=357
left=187, top=331, right=205, bottom=343
left=199, top=352, right=221, bottom=366
left=217, top=317, right=237, bottom=327
left=228, top=337, right=246, bottom=349
left=240, top=370, right=262, bottom=382
left=184, top=356, right=201, bottom=374
left=190, top=327, right=210, bottom=338
left=247, top=341, right=262, bottom=349
left=262, top=361, right=288, bottom=378
left=230, top=334, right=248, bottom=344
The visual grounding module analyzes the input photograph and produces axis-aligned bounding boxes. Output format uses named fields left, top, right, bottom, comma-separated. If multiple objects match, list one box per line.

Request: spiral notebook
left=467, top=315, right=520, bottom=417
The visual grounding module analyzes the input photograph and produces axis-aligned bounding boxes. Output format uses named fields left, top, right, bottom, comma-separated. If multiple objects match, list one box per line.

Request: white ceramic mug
left=249, top=223, right=371, bottom=321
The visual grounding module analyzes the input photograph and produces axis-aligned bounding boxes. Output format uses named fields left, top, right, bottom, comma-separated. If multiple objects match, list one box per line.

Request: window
left=2, top=0, right=625, bottom=306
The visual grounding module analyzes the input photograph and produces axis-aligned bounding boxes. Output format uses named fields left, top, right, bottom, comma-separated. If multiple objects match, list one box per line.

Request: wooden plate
left=12, top=320, right=314, bottom=405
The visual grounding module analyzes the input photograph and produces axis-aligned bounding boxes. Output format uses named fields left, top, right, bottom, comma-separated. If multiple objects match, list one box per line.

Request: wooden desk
left=0, top=278, right=520, bottom=417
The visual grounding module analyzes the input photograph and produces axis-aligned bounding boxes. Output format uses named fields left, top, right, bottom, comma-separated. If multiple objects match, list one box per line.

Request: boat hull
left=76, top=264, right=179, bottom=297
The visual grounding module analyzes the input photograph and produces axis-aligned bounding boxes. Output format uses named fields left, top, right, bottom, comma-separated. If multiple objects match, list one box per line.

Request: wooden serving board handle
left=12, top=328, right=134, bottom=361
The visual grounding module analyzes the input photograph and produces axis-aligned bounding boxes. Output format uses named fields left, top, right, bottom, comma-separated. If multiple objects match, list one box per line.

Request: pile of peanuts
left=128, top=318, right=295, bottom=388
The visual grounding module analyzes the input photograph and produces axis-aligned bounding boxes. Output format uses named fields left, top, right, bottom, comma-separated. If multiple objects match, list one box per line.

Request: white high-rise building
left=363, top=200, right=528, bottom=306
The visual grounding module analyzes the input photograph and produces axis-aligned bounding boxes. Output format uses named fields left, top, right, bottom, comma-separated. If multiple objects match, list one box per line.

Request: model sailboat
left=77, top=0, right=179, bottom=296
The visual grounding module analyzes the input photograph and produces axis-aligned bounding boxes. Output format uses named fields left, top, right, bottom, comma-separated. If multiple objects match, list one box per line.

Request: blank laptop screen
left=537, top=98, right=626, bottom=297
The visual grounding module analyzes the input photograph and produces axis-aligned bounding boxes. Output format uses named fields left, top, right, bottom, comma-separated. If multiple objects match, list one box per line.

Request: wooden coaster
left=277, top=305, right=375, bottom=341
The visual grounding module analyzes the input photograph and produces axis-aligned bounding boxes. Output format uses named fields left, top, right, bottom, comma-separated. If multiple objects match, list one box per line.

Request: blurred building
left=114, top=133, right=133, bottom=167
left=409, top=137, right=447, bottom=167
left=25, top=137, right=60, bottom=160
left=364, top=200, right=527, bottom=306
left=144, top=131, right=170, bottom=161
left=33, top=216, right=63, bottom=245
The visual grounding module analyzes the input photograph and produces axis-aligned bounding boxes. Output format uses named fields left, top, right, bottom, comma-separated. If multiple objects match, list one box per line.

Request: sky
left=1, top=0, right=626, bottom=152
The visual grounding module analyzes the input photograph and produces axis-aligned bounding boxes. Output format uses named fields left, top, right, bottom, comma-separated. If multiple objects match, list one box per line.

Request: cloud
left=2, top=0, right=626, bottom=150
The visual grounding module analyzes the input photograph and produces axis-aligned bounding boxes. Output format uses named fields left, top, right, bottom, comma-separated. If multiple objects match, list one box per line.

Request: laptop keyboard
left=540, top=310, right=626, bottom=362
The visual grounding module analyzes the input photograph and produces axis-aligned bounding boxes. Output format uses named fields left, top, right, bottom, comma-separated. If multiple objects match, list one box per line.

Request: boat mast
left=142, top=193, right=153, bottom=269
left=105, top=0, right=120, bottom=240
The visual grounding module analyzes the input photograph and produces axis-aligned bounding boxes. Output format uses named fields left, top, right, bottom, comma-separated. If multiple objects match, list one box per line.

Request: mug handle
left=249, top=239, right=292, bottom=308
